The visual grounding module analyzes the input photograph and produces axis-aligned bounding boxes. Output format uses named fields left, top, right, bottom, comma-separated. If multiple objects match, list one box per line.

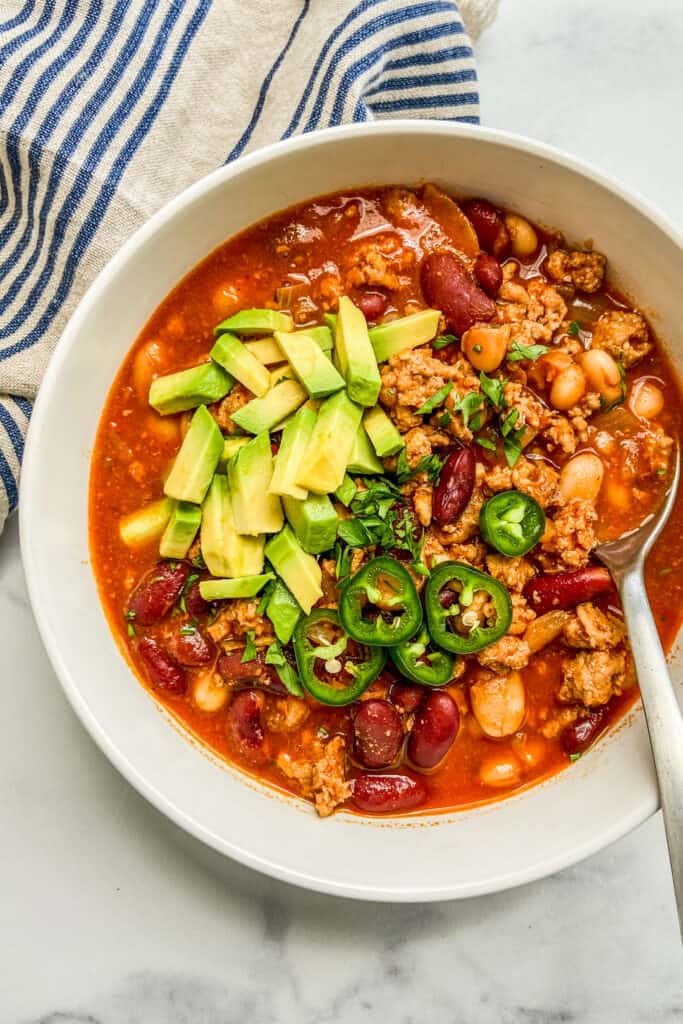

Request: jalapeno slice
left=293, top=608, right=386, bottom=706
left=479, top=489, right=545, bottom=557
left=339, top=556, right=423, bottom=647
left=425, top=561, right=512, bottom=655
left=390, top=627, right=457, bottom=686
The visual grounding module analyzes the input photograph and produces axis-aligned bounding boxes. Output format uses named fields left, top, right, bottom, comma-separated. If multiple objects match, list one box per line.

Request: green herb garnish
left=479, top=371, right=507, bottom=409
left=453, top=391, right=486, bottom=431
left=508, top=341, right=549, bottom=362
left=126, top=623, right=136, bottom=638
left=432, top=333, right=458, bottom=351
left=568, top=320, right=581, bottom=337
left=569, top=752, right=582, bottom=762
left=416, top=382, right=453, bottom=416
left=475, top=436, right=497, bottom=452
left=241, top=630, right=258, bottom=663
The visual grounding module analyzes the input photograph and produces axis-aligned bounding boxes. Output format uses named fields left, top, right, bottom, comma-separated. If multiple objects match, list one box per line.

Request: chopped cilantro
left=508, top=341, right=549, bottom=362
left=318, top=725, right=330, bottom=738
left=432, top=333, right=459, bottom=351
left=190, top=551, right=206, bottom=570
left=265, top=641, right=304, bottom=696
left=475, top=436, right=497, bottom=452
left=479, top=371, right=507, bottom=410
left=601, top=361, right=627, bottom=412
left=656, top=468, right=667, bottom=477
left=438, top=410, right=452, bottom=428
left=126, top=622, right=136, bottom=638
left=124, top=610, right=136, bottom=621
left=256, top=575, right=276, bottom=615
left=502, top=426, right=526, bottom=468
left=178, top=572, right=199, bottom=613
left=395, top=450, right=444, bottom=486
left=567, top=320, right=581, bottom=337
left=241, top=630, right=258, bottom=663
left=179, top=624, right=197, bottom=636
left=569, top=752, right=582, bottom=762
left=454, top=391, right=486, bottom=431
left=500, top=407, right=520, bottom=437
left=334, top=541, right=353, bottom=581
left=337, top=518, right=372, bottom=548
left=416, top=382, right=453, bottom=416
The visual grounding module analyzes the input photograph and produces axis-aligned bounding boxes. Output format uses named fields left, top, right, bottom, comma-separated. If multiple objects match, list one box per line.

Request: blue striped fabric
left=0, top=0, right=482, bottom=530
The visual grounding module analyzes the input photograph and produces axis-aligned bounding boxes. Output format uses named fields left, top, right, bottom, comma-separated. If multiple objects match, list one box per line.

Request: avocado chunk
left=231, top=378, right=307, bottom=434
left=324, top=312, right=337, bottom=334
left=363, top=406, right=404, bottom=457
left=282, top=492, right=338, bottom=554
left=199, top=573, right=274, bottom=601
left=119, top=497, right=173, bottom=547
left=265, top=525, right=323, bottom=614
left=334, top=296, right=381, bottom=406
left=271, top=398, right=319, bottom=433
left=266, top=579, right=302, bottom=644
left=269, top=405, right=316, bottom=500
left=369, top=309, right=441, bottom=362
left=295, top=390, right=363, bottom=494
left=215, top=309, right=293, bottom=336
left=347, top=424, right=383, bottom=474
left=164, top=405, right=223, bottom=504
left=228, top=432, right=284, bottom=535
left=334, top=474, right=356, bottom=507
left=299, top=325, right=333, bottom=351
left=244, top=338, right=284, bottom=365
left=274, top=330, right=344, bottom=399
left=219, top=436, right=249, bottom=469
left=159, top=501, right=201, bottom=559
left=200, top=474, right=264, bottom=577
left=211, top=331, right=271, bottom=397
left=268, top=362, right=296, bottom=387
left=149, top=362, right=233, bottom=415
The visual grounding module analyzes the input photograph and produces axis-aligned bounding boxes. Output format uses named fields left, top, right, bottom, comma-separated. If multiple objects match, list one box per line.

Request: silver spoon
left=595, top=443, right=682, bottom=936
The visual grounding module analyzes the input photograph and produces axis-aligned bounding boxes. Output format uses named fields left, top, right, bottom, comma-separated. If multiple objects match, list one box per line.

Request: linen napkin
left=0, top=0, right=496, bottom=532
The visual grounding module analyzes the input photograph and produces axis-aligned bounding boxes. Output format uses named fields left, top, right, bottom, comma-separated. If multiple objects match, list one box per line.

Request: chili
left=479, top=490, right=546, bottom=557
left=425, top=561, right=513, bottom=655
left=339, top=556, right=423, bottom=647
left=293, top=608, right=386, bottom=706
left=390, top=627, right=458, bottom=686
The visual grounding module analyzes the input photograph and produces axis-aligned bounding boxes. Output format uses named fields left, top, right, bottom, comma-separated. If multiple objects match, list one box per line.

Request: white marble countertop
left=3, top=0, right=683, bottom=1019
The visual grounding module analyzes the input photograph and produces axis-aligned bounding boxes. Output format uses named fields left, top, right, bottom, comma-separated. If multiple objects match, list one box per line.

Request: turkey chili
left=90, top=184, right=682, bottom=817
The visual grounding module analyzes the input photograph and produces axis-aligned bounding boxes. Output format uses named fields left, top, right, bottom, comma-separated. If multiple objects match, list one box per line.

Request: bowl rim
left=19, top=119, right=681, bottom=901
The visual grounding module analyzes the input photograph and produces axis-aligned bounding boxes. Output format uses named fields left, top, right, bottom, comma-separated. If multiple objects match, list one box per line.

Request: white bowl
left=20, top=122, right=683, bottom=901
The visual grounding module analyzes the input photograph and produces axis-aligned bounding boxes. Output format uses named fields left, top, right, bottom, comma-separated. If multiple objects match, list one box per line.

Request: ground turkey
left=545, top=248, right=606, bottom=293
left=559, top=648, right=634, bottom=707
left=277, top=736, right=351, bottom=817
left=590, top=309, right=651, bottom=367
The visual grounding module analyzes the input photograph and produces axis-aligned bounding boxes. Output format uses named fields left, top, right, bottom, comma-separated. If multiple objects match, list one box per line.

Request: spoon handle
left=620, top=568, right=683, bottom=940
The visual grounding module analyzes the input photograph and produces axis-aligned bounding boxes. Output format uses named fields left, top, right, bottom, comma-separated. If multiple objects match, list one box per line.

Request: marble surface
left=3, top=0, right=683, bottom=1019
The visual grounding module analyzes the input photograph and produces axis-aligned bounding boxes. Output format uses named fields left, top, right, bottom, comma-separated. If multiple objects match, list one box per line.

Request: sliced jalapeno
left=425, top=561, right=512, bottom=655
left=390, top=627, right=457, bottom=686
left=339, top=555, right=423, bottom=647
left=479, top=489, right=545, bottom=557
left=293, top=608, right=386, bottom=706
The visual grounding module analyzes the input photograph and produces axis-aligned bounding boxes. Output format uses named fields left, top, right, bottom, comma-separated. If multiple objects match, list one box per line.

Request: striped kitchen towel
left=0, top=0, right=496, bottom=532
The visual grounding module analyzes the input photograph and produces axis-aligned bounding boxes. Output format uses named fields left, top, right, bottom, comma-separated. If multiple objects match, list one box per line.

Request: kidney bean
left=408, top=691, right=460, bottom=770
left=461, top=199, right=510, bottom=258
left=523, top=566, right=613, bottom=616
left=356, top=290, right=388, bottom=321
left=433, top=446, right=476, bottom=527
left=421, top=252, right=496, bottom=336
left=352, top=772, right=428, bottom=813
left=226, top=690, right=268, bottom=765
left=166, top=626, right=215, bottom=666
left=353, top=700, right=403, bottom=768
left=390, top=682, right=425, bottom=714
left=127, top=560, right=190, bottom=626
left=473, top=252, right=503, bottom=297
left=561, top=707, right=609, bottom=756
left=217, top=650, right=287, bottom=695
left=138, top=636, right=187, bottom=695
left=185, top=580, right=210, bottom=618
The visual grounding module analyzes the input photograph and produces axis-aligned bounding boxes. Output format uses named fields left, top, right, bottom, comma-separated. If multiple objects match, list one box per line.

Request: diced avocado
left=228, top=432, right=283, bottom=536
left=334, top=474, right=356, bottom=507
left=119, top=497, right=173, bottom=547
left=211, top=331, right=270, bottom=397
left=266, top=580, right=302, bottom=644
left=295, top=390, right=363, bottom=494
left=335, top=296, right=381, bottom=406
left=265, top=525, right=323, bottom=614
left=219, top=436, right=249, bottom=469
left=149, top=362, right=233, bottom=415
left=199, top=573, right=274, bottom=601
left=231, top=378, right=307, bottom=434
left=347, top=424, right=383, bottom=474
left=159, top=501, right=201, bottom=559
left=200, top=474, right=264, bottom=577
left=269, top=405, right=316, bottom=500
left=363, top=406, right=404, bottom=457
left=298, top=325, right=333, bottom=351
left=369, top=309, right=441, bottom=362
left=274, top=330, right=344, bottom=399
left=324, top=313, right=337, bottom=334
left=244, top=338, right=284, bottom=365
left=215, top=309, right=293, bottom=336
left=164, top=405, right=223, bottom=504
left=269, top=363, right=296, bottom=387
left=282, top=492, right=338, bottom=554
left=270, top=398, right=319, bottom=433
